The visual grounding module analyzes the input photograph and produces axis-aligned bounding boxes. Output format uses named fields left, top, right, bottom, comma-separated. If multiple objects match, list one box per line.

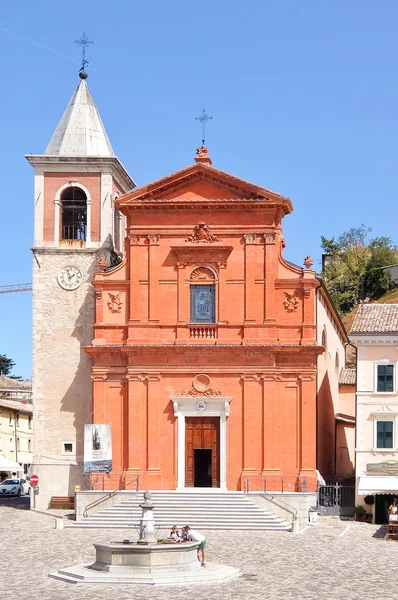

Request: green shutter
left=377, top=421, right=393, bottom=449
left=377, top=364, right=394, bottom=392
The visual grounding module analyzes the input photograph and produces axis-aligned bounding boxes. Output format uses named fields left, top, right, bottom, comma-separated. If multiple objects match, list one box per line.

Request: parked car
left=0, top=478, right=30, bottom=496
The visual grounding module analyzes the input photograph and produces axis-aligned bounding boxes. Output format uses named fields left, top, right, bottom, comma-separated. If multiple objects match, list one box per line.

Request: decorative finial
left=195, top=109, right=213, bottom=146
left=304, top=255, right=313, bottom=269
left=75, top=31, right=94, bottom=78
left=194, top=145, right=212, bottom=165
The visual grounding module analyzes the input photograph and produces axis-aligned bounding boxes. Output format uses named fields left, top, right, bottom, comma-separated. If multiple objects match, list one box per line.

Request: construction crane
left=0, top=284, right=32, bottom=294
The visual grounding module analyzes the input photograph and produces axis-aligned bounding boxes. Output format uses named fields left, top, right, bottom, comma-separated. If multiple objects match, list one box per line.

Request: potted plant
left=364, top=495, right=374, bottom=522
left=354, top=505, right=366, bottom=521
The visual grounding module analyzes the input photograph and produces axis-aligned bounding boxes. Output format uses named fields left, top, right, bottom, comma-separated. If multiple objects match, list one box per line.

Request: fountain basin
left=93, top=540, right=200, bottom=573
left=49, top=538, right=240, bottom=586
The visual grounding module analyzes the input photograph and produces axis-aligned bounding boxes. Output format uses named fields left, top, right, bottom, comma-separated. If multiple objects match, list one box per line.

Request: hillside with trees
left=0, top=354, right=21, bottom=379
left=321, top=225, right=398, bottom=317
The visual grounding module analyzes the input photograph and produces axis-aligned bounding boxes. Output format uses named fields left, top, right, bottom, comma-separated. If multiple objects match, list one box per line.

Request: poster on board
left=84, top=424, right=112, bottom=473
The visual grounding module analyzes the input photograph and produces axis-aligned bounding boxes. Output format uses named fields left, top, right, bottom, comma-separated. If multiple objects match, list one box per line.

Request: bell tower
left=26, top=70, right=135, bottom=508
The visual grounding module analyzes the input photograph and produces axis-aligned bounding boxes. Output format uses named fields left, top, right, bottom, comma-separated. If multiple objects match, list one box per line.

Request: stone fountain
left=49, top=491, right=240, bottom=586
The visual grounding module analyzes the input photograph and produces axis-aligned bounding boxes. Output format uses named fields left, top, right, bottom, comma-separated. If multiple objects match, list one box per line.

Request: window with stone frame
left=189, top=267, right=216, bottom=324
left=377, top=364, right=394, bottom=393
left=376, top=420, right=394, bottom=449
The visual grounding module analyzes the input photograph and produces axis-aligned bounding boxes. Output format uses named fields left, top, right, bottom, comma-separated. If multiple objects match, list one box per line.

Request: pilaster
left=241, top=374, right=262, bottom=472
left=33, top=169, right=44, bottom=245
left=146, top=374, right=162, bottom=478
left=299, top=375, right=317, bottom=473
left=128, top=234, right=141, bottom=324
left=243, top=234, right=256, bottom=323
left=126, top=372, right=147, bottom=472
left=263, top=233, right=276, bottom=321
left=261, top=374, right=280, bottom=474
left=148, top=235, right=160, bottom=323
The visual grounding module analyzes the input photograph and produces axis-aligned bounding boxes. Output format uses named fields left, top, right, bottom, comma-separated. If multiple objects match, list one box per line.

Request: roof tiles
left=350, top=303, right=398, bottom=334
left=339, top=368, right=356, bottom=385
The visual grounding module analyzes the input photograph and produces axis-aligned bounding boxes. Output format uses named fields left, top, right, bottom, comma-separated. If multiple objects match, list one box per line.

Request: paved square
left=1, top=501, right=397, bottom=600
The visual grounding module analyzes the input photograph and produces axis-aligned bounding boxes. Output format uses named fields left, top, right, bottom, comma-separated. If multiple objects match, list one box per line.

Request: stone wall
left=248, top=492, right=318, bottom=527
left=32, top=248, right=97, bottom=509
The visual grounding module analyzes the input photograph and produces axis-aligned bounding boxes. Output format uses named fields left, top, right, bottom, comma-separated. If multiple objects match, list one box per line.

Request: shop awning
left=358, top=476, right=398, bottom=494
left=0, top=454, right=23, bottom=473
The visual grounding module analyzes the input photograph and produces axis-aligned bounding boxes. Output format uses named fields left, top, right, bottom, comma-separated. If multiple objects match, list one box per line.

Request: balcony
left=189, top=324, right=217, bottom=340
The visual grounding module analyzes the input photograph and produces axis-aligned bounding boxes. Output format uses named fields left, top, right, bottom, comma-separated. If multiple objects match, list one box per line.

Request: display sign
left=366, top=460, right=398, bottom=475
left=84, top=424, right=112, bottom=473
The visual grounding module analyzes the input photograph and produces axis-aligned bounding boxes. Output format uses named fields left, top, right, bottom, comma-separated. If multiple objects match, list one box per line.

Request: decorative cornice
left=171, top=245, right=233, bottom=264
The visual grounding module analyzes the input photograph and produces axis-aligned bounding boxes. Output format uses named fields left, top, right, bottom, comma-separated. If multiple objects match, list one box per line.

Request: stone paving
left=1, top=498, right=398, bottom=599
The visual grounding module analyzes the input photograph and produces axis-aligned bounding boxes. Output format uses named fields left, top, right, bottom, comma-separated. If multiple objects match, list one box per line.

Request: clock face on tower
left=57, top=266, right=83, bottom=290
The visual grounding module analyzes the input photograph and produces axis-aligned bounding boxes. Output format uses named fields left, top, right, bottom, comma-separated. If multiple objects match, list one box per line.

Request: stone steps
left=68, top=490, right=292, bottom=531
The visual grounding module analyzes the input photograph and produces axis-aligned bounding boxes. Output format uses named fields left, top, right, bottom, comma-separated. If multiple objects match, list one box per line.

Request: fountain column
left=137, top=490, right=157, bottom=544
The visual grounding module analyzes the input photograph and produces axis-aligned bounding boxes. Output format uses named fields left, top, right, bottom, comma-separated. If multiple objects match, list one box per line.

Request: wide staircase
left=66, top=490, right=292, bottom=531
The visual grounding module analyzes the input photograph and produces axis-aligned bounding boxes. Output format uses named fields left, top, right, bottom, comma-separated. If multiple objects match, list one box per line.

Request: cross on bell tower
left=75, top=31, right=94, bottom=77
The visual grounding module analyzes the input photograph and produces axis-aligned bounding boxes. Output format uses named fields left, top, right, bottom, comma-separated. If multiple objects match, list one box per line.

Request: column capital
left=128, top=233, right=140, bottom=245
left=263, top=233, right=276, bottom=245
left=126, top=372, right=162, bottom=382
left=147, top=235, right=160, bottom=245
left=91, top=372, right=107, bottom=381
left=243, top=233, right=256, bottom=244
left=240, top=373, right=262, bottom=382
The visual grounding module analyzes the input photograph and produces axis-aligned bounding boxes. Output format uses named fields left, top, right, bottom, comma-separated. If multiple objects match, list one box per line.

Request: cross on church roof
left=75, top=31, right=94, bottom=78
left=195, top=109, right=213, bottom=146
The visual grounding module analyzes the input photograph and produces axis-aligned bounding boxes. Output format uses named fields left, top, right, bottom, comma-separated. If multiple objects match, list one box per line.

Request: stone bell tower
left=26, top=70, right=135, bottom=508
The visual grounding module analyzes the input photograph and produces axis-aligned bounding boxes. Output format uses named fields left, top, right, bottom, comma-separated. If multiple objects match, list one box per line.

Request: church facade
left=88, top=149, right=337, bottom=494
left=29, top=73, right=349, bottom=508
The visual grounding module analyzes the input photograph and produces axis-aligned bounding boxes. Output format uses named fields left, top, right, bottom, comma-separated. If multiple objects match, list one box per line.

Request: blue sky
left=1, top=1, right=397, bottom=378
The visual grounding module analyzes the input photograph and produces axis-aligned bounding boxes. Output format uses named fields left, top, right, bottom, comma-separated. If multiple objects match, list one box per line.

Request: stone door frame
left=171, top=396, right=232, bottom=490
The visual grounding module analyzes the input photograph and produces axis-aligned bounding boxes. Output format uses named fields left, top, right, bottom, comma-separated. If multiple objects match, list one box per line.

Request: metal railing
left=242, top=477, right=298, bottom=523
left=82, top=474, right=141, bottom=519
left=242, top=475, right=309, bottom=494
left=62, top=225, right=87, bottom=241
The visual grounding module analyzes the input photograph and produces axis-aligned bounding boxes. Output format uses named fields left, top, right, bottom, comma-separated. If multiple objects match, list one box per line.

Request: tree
left=0, top=354, right=22, bottom=379
left=321, top=226, right=398, bottom=315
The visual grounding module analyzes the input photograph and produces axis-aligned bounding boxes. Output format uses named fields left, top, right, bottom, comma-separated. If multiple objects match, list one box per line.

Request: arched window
left=190, top=267, right=216, bottom=323
left=61, top=187, right=87, bottom=240
left=321, top=327, right=327, bottom=351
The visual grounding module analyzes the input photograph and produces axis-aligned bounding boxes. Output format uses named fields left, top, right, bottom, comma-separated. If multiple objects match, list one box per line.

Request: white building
left=0, top=376, right=33, bottom=477
left=350, top=303, right=398, bottom=523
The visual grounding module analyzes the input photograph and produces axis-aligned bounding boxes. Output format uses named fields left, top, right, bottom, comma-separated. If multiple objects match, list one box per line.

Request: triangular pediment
left=117, top=163, right=292, bottom=213
left=372, top=404, right=398, bottom=415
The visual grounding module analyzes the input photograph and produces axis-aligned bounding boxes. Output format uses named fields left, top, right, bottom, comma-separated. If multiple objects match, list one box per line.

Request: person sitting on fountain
left=184, top=526, right=207, bottom=566
left=169, top=525, right=182, bottom=542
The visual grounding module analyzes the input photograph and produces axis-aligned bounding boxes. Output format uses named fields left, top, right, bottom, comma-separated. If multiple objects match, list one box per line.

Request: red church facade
left=87, top=148, right=324, bottom=493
